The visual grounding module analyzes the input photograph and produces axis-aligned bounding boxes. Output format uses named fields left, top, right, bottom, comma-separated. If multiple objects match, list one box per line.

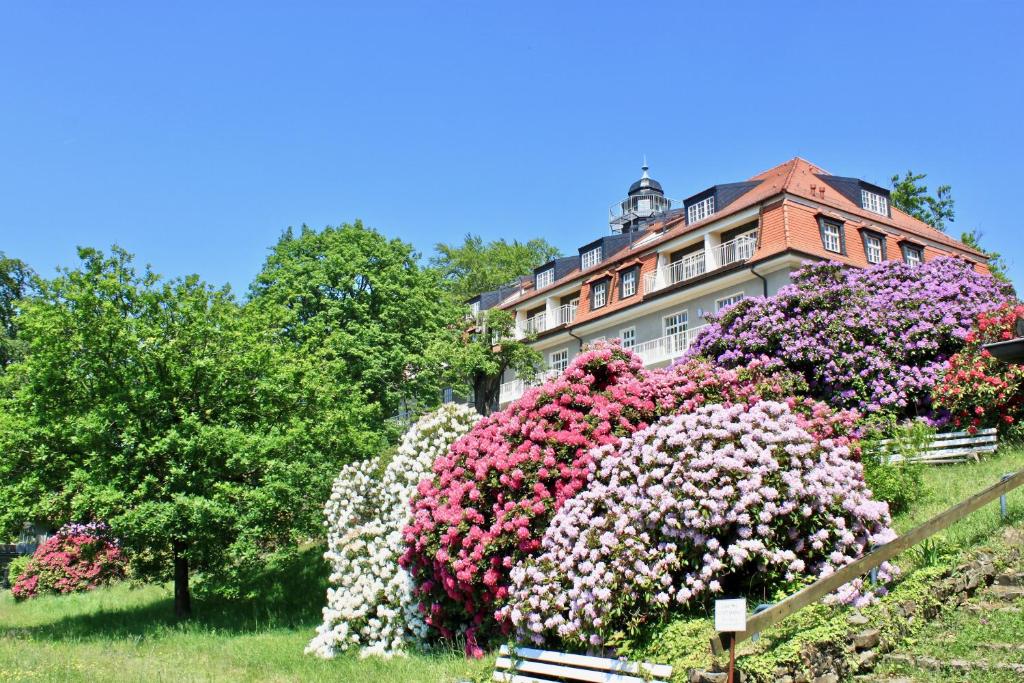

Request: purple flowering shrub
left=688, top=258, right=1013, bottom=419
left=501, top=401, right=897, bottom=648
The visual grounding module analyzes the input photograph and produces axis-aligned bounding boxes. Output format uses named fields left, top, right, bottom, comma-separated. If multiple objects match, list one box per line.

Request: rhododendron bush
left=934, top=303, right=1024, bottom=436
left=306, top=404, right=479, bottom=658
left=688, top=258, right=1013, bottom=419
left=11, top=522, right=125, bottom=600
left=502, top=401, right=897, bottom=648
left=401, top=343, right=839, bottom=651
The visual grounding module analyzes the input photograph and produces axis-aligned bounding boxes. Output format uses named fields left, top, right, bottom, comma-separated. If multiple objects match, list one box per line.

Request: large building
left=468, top=157, right=990, bottom=407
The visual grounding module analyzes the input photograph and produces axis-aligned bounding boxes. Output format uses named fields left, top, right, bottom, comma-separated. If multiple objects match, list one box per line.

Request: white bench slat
left=876, top=435, right=997, bottom=450
left=494, top=657, right=653, bottom=683
left=493, top=672, right=555, bottom=683
left=875, top=428, right=997, bottom=446
left=911, top=446, right=997, bottom=458
left=496, top=646, right=672, bottom=682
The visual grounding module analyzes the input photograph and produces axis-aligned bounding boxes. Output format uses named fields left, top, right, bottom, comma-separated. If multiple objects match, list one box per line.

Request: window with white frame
left=535, top=268, right=554, bottom=289
left=861, top=189, right=889, bottom=216
left=715, top=292, right=745, bottom=312
left=902, top=244, right=924, bottom=266
left=864, top=234, right=883, bottom=264
left=620, top=327, right=636, bottom=350
left=687, top=196, right=715, bottom=224
left=664, top=310, right=688, bottom=337
left=821, top=220, right=843, bottom=253
left=581, top=246, right=602, bottom=270
left=549, top=348, right=569, bottom=373
left=591, top=280, right=608, bottom=309
left=470, top=301, right=480, bottom=317
left=620, top=268, right=637, bottom=298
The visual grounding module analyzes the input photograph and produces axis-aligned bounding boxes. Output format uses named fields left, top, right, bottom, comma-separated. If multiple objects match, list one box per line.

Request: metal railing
left=644, top=234, right=757, bottom=295
left=517, top=303, right=578, bottom=337
left=499, top=369, right=561, bottom=405
left=633, top=325, right=708, bottom=366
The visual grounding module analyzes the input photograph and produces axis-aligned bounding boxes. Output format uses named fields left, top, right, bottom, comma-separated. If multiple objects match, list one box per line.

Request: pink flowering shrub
left=502, top=401, right=896, bottom=649
left=401, top=343, right=849, bottom=651
left=11, top=522, right=125, bottom=600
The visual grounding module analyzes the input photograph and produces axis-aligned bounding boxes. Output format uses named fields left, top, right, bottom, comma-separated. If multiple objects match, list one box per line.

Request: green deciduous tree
left=450, top=309, right=541, bottom=415
left=890, top=170, right=956, bottom=231
left=431, top=234, right=561, bottom=301
left=0, top=252, right=35, bottom=370
left=961, top=229, right=1011, bottom=284
left=0, top=246, right=306, bottom=617
left=248, top=221, right=461, bottom=422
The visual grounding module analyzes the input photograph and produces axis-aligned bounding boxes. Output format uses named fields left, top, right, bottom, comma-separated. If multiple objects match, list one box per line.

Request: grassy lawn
left=1, top=448, right=1023, bottom=682
left=0, top=581, right=492, bottom=683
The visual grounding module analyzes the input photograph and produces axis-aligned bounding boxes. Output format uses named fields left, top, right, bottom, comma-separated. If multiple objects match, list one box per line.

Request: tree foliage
left=249, top=222, right=461, bottom=422
left=431, top=234, right=560, bottom=301
left=450, top=308, right=541, bottom=415
left=890, top=170, right=955, bottom=231
left=0, top=252, right=35, bottom=370
left=960, top=229, right=1011, bottom=284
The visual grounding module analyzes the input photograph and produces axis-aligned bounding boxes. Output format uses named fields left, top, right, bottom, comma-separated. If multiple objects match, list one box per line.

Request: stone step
left=934, top=636, right=1024, bottom=652
left=963, top=600, right=1022, bottom=613
left=988, top=583, right=1024, bottom=601
left=995, top=571, right=1024, bottom=587
left=882, top=653, right=1024, bottom=675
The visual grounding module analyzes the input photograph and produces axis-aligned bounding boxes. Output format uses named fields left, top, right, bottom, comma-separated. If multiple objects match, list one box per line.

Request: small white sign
left=714, top=598, right=747, bottom=632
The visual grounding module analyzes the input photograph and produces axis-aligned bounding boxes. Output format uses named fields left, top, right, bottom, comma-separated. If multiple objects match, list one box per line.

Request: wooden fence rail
left=711, top=468, right=1024, bottom=655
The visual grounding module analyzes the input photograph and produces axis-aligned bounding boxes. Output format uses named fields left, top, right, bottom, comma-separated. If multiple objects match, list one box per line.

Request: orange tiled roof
left=500, top=157, right=988, bottom=311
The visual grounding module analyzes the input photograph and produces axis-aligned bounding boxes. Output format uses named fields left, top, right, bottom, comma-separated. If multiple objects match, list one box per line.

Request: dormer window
left=861, top=189, right=889, bottom=216
left=818, top=217, right=845, bottom=254
left=861, top=231, right=885, bottom=265
left=535, top=268, right=554, bottom=289
left=581, top=246, right=602, bottom=270
left=591, top=279, right=609, bottom=309
left=687, top=196, right=715, bottom=224
left=901, top=243, right=924, bottom=266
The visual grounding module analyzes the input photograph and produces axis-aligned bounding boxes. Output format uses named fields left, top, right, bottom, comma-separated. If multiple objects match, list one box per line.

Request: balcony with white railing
left=644, top=234, right=757, bottom=295
left=499, top=369, right=560, bottom=405
left=517, top=302, right=578, bottom=337
left=633, top=325, right=708, bottom=366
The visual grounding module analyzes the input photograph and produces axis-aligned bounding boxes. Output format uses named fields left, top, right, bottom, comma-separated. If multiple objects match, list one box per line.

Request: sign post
left=715, top=598, right=747, bottom=683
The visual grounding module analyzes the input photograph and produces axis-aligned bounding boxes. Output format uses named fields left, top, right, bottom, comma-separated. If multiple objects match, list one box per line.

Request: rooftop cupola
left=609, top=158, right=676, bottom=233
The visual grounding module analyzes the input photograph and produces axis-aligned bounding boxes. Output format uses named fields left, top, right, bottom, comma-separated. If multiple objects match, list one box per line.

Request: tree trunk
left=473, top=371, right=500, bottom=415
left=173, top=541, right=191, bottom=618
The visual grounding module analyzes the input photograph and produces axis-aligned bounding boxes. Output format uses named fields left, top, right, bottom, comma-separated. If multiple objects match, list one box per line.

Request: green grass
left=2, top=449, right=1023, bottom=682
left=890, top=446, right=1024, bottom=548
left=0, top=581, right=491, bottom=683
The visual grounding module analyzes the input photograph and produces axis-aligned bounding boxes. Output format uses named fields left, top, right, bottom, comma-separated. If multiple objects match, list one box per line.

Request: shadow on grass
left=16, top=545, right=330, bottom=642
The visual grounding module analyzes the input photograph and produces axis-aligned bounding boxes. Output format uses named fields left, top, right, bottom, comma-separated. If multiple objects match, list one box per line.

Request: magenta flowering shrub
left=11, top=522, right=125, bottom=600
left=502, top=401, right=897, bottom=648
left=401, top=343, right=851, bottom=652
left=402, top=343, right=657, bottom=652
left=688, top=258, right=1014, bottom=418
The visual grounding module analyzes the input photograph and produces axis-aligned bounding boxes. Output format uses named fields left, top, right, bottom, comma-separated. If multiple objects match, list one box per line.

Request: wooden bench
left=493, top=645, right=672, bottom=683
left=880, top=428, right=998, bottom=465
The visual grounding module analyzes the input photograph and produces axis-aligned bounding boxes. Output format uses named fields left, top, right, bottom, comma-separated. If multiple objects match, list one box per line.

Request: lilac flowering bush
left=688, top=258, right=1014, bottom=419
left=501, top=401, right=897, bottom=648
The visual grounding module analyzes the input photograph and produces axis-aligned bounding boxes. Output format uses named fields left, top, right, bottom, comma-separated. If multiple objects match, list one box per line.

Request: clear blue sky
left=3, top=2, right=1023, bottom=294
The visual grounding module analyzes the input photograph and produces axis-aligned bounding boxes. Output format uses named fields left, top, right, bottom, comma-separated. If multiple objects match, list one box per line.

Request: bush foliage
left=933, top=303, right=1024, bottom=436
left=307, top=404, right=480, bottom=658
left=11, top=522, right=125, bottom=600
left=689, top=258, right=1013, bottom=420
left=501, top=401, right=897, bottom=648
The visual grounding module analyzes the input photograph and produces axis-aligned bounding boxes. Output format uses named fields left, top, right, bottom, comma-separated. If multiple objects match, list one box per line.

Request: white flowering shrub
left=306, top=403, right=480, bottom=658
